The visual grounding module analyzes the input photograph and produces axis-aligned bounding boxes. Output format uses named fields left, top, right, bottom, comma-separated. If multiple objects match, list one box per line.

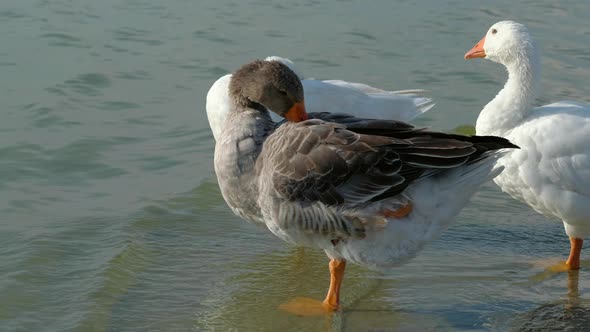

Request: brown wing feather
left=262, top=114, right=518, bottom=206
left=260, top=115, right=517, bottom=207
left=309, top=112, right=518, bottom=165
left=259, top=120, right=405, bottom=206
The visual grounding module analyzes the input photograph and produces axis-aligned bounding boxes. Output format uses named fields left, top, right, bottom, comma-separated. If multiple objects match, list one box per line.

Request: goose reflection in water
left=511, top=271, right=590, bottom=331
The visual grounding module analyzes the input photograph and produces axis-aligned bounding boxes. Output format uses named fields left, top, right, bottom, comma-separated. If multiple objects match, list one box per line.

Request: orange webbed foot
left=546, top=261, right=578, bottom=273
left=543, top=238, right=584, bottom=272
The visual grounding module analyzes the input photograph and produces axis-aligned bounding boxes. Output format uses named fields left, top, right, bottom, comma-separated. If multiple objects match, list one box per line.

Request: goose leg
left=547, top=237, right=584, bottom=272
left=566, top=237, right=583, bottom=270
left=323, top=259, right=346, bottom=310
left=279, top=259, right=346, bottom=316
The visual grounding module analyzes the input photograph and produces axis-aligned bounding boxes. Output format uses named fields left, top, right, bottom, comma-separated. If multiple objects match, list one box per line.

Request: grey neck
left=213, top=106, right=274, bottom=222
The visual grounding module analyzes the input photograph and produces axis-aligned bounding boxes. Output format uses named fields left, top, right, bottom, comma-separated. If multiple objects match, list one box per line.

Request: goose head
left=464, top=21, right=535, bottom=66
left=229, top=59, right=308, bottom=122
left=264, top=56, right=304, bottom=79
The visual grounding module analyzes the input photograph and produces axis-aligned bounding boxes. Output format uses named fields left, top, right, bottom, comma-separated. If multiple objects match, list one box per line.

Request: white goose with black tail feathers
left=465, top=21, right=590, bottom=271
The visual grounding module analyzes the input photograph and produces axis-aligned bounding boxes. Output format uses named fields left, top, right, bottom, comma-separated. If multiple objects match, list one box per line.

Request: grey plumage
left=214, top=59, right=518, bottom=245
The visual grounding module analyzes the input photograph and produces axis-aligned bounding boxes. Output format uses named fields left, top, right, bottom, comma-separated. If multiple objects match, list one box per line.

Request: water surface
left=1, top=0, right=590, bottom=331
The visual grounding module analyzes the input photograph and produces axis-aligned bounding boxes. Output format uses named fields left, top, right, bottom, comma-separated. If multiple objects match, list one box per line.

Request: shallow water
left=1, top=0, right=590, bottom=331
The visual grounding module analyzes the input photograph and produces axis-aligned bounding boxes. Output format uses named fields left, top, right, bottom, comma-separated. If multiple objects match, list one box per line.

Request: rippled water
left=1, top=0, right=589, bottom=331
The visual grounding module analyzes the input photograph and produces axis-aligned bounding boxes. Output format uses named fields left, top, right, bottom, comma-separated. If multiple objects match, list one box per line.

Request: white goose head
left=465, top=21, right=541, bottom=135
left=465, top=21, right=536, bottom=66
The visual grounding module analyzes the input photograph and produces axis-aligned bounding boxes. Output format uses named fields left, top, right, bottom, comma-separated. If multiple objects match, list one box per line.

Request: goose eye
left=491, top=28, right=497, bottom=35
left=278, top=90, right=287, bottom=96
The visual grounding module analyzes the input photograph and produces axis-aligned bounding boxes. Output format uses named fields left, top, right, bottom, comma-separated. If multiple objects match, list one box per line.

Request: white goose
left=212, top=59, right=517, bottom=315
left=206, top=56, right=434, bottom=140
left=465, top=21, right=590, bottom=270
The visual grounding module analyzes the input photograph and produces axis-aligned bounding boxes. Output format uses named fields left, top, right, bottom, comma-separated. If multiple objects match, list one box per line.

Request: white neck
left=475, top=49, right=540, bottom=136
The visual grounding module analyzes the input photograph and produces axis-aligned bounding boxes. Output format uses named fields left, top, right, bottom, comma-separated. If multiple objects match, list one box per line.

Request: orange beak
left=464, top=35, right=487, bottom=59
left=284, top=101, right=308, bottom=122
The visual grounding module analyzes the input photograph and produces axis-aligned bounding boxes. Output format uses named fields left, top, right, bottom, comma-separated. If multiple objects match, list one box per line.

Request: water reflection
left=194, top=246, right=454, bottom=331
left=341, top=304, right=453, bottom=332
left=195, top=247, right=371, bottom=331
left=565, top=270, right=580, bottom=309
left=510, top=271, right=590, bottom=331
